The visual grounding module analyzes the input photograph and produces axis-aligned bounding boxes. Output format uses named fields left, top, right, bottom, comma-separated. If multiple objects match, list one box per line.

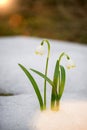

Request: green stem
left=43, top=57, right=49, bottom=109
left=51, top=98, right=60, bottom=111
left=41, top=39, right=50, bottom=109
left=59, top=52, right=70, bottom=64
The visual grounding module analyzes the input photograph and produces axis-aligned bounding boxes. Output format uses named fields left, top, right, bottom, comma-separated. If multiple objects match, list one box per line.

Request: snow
left=0, top=36, right=87, bottom=130
left=34, top=101, right=87, bottom=130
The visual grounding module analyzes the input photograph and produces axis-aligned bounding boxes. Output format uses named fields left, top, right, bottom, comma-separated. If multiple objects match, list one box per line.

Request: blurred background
left=0, top=0, right=87, bottom=44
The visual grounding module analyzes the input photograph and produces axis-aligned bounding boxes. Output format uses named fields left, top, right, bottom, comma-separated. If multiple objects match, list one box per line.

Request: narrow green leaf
left=18, top=64, right=43, bottom=110
left=51, top=60, right=60, bottom=104
left=53, top=60, right=59, bottom=87
left=30, top=68, right=53, bottom=87
left=59, top=65, right=66, bottom=99
left=51, top=87, right=58, bottom=104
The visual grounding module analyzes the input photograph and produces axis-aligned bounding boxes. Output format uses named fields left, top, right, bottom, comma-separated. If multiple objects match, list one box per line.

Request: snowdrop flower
left=35, top=45, right=45, bottom=56
left=67, top=59, right=75, bottom=69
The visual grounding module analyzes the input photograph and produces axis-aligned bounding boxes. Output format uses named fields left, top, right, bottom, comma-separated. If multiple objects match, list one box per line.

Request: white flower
left=66, top=59, right=75, bottom=69
left=35, top=45, right=44, bottom=56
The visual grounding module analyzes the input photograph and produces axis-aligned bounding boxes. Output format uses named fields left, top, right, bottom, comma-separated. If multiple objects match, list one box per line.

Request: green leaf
left=51, top=87, right=58, bottom=104
left=51, top=60, right=60, bottom=103
left=53, top=60, right=60, bottom=87
left=30, top=68, right=53, bottom=87
left=59, top=65, right=66, bottom=99
left=18, top=64, right=43, bottom=110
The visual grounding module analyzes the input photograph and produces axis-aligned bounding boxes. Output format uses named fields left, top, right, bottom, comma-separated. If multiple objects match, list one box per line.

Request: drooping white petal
left=35, top=45, right=45, bottom=55
left=66, top=59, right=75, bottom=69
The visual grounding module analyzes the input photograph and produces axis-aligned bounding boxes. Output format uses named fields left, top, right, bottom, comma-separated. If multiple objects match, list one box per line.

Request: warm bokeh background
left=0, top=0, right=87, bottom=44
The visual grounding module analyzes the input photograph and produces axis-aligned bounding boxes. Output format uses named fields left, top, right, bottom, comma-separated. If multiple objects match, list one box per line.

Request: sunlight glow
left=0, top=0, right=16, bottom=14
left=0, top=0, right=9, bottom=6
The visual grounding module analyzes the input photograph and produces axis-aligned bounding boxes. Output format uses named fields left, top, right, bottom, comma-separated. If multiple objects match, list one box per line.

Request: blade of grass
left=30, top=68, right=54, bottom=87
left=18, top=64, right=43, bottom=110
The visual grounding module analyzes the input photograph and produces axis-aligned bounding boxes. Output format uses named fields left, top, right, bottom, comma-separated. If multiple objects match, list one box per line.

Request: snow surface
left=34, top=101, right=87, bottom=130
left=0, top=37, right=87, bottom=130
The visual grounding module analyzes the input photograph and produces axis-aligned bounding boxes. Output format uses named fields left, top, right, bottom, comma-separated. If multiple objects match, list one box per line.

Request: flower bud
left=66, top=59, right=75, bottom=69
left=35, top=45, right=44, bottom=56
